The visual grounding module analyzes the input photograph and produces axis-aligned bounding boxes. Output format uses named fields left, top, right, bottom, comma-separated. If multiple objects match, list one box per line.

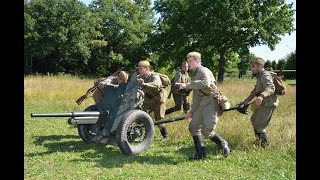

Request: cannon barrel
left=31, top=111, right=100, bottom=118
left=68, top=116, right=99, bottom=125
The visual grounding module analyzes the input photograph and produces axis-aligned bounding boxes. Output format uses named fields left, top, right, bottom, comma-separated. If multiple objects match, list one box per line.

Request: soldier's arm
left=259, top=73, right=275, bottom=98
left=186, top=69, right=210, bottom=90
left=171, top=72, right=182, bottom=91
left=141, top=74, right=161, bottom=94
left=173, top=72, right=181, bottom=84
left=243, top=87, right=256, bottom=104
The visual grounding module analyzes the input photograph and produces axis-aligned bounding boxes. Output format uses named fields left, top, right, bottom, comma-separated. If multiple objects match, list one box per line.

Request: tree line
left=24, top=0, right=296, bottom=81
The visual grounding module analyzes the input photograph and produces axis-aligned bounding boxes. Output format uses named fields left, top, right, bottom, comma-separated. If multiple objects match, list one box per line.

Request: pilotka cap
left=250, top=57, right=265, bottom=66
left=138, top=60, right=150, bottom=67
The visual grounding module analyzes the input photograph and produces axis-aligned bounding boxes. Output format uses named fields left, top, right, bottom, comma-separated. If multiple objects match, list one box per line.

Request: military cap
left=250, top=57, right=265, bottom=66
left=118, top=71, right=128, bottom=83
left=187, top=51, right=201, bottom=59
left=138, top=60, right=150, bottom=67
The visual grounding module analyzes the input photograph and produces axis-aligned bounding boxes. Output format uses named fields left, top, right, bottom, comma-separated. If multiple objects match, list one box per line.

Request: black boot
left=254, top=129, right=258, bottom=138
left=189, top=135, right=206, bottom=160
left=258, top=132, right=269, bottom=148
left=254, top=129, right=260, bottom=142
left=165, top=108, right=175, bottom=115
left=159, top=126, right=168, bottom=139
left=210, top=133, right=231, bottom=158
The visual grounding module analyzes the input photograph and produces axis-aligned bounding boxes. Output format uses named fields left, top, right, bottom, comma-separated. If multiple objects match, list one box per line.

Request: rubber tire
left=116, top=110, right=154, bottom=155
left=77, top=105, right=98, bottom=143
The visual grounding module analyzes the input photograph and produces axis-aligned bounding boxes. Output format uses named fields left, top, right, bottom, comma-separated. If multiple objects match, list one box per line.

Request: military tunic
left=185, top=65, right=218, bottom=138
left=170, top=68, right=191, bottom=112
left=139, top=72, right=167, bottom=120
left=244, top=70, right=279, bottom=133
left=93, top=76, right=118, bottom=104
left=129, top=71, right=138, bottom=82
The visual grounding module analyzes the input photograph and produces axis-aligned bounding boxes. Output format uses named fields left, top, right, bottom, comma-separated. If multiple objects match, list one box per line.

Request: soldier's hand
left=236, top=102, right=249, bottom=115
left=185, top=112, right=192, bottom=120
left=176, top=82, right=186, bottom=90
left=237, top=102, right=245, bottom=108
left=255, top=96, right=263, bottom=106
left=137, top=78, right=144, bottom=84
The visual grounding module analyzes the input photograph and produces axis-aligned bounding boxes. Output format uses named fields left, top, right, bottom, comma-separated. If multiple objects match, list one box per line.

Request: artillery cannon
left=31, top=82, right=246, bottom=155
left=31, top=82, right=188, bottom=155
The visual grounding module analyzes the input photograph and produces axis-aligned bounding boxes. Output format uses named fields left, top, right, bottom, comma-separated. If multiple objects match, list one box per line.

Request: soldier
left=241, top=57, right=279, bottom=148
left=177, top=51, right=230, bottom=160
left=93, top=71, right=128, bottom=104
left=91, top=70, right=129, bottom=143
left=129, top=67, right=139, bottom=82
left=165, top=61, right=191, bottom=115
left=136, top=60, right=169, bottom=139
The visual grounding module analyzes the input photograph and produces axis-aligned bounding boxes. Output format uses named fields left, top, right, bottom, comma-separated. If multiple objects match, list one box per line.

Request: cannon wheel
left=77, top=105, right=98, bottom=143
left=116, top=110, right=154, bottom=155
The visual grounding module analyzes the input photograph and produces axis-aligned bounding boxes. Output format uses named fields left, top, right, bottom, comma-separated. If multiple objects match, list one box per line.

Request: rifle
left=75, top=67, right=124, bottom=105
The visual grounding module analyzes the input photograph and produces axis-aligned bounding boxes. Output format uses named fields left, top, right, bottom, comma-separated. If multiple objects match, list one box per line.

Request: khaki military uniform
left=139, top=72, right=167, bottom=120
left=93, top=76, right=118, bottom=104
left=169, top=68, right=191, bottom=113
left=129, top=71, right=138, bottom=82
left=186, top=65, right=219, bottom=138
left=244, top=70, right=279, bottom=133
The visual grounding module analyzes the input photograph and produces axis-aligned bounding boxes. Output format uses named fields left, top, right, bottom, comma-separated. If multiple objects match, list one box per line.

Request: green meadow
left=24, top=75, right=296, bottom=179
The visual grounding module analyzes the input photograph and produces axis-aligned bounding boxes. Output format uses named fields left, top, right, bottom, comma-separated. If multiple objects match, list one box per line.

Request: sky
left=80, top=0, right=296, bottom=62
left=249, top=0, right=296, bottom=61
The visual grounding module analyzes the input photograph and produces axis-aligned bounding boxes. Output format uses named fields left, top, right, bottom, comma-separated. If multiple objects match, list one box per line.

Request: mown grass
left=24, top=75, right=296, bottom=179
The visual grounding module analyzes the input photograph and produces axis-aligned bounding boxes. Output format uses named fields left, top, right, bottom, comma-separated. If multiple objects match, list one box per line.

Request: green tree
left=284, top=50, right=296, bottom=79
left=24, top=0, right=37, bottom=74
left=271, top=60, right=277, bottom=70
left=88, top=0, right=155, bottom=76
left=237, top=53, right=254, bottom=78
left=24, top=0, right=102, bottom=75
left=265, top=60, right=272, bottom=69
left=153, top=0, right=295, bottom=82
left=277, top=59, right=286, bottom=71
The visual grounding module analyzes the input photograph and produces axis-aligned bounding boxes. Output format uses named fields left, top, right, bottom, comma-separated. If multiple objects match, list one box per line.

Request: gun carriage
left=31, top=82, right=246, bottom=155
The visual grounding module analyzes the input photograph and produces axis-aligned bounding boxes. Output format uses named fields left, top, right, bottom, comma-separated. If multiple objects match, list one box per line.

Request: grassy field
left=24, top=75, right=296, bottom=179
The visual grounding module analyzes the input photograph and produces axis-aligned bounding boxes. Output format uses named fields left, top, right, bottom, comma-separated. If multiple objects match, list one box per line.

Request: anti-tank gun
left=31, top=82, right=189, bottom=155
left=31, top=82, right=248, bottom=155
left=32, top=82, right=151, bottom=155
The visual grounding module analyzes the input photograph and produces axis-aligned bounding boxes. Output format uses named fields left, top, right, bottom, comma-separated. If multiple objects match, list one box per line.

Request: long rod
left=31, top=111, right=100, bottom=117
left=154, top=105, right=243, bottom=125
left=154, top=115, right=186, bottom=125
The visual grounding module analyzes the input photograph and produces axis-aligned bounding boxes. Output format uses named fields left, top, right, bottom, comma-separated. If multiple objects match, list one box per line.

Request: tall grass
left=24, top=75, right=296, bottom=179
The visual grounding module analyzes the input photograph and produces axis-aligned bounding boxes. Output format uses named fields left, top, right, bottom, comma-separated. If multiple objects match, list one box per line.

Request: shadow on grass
left=91, top=142, right=227, bottom=168
left=26, top=135, right=120, bottom=158
left=26, top=134, right=232, bottom=168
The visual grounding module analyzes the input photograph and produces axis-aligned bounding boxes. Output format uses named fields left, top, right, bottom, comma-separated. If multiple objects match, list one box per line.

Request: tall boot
left=159, top=126, right=168, bottom=139
left=210, top=133, right=231, bottom=158
left=189, top=135, right=206, bottom=160
left=258, top=132, right=269, bottom=148
left=165, top=108, right=175, bottom=115
left=254, top=129, right=260, bottom=142
left=254, top=129, right=258, bottom=138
